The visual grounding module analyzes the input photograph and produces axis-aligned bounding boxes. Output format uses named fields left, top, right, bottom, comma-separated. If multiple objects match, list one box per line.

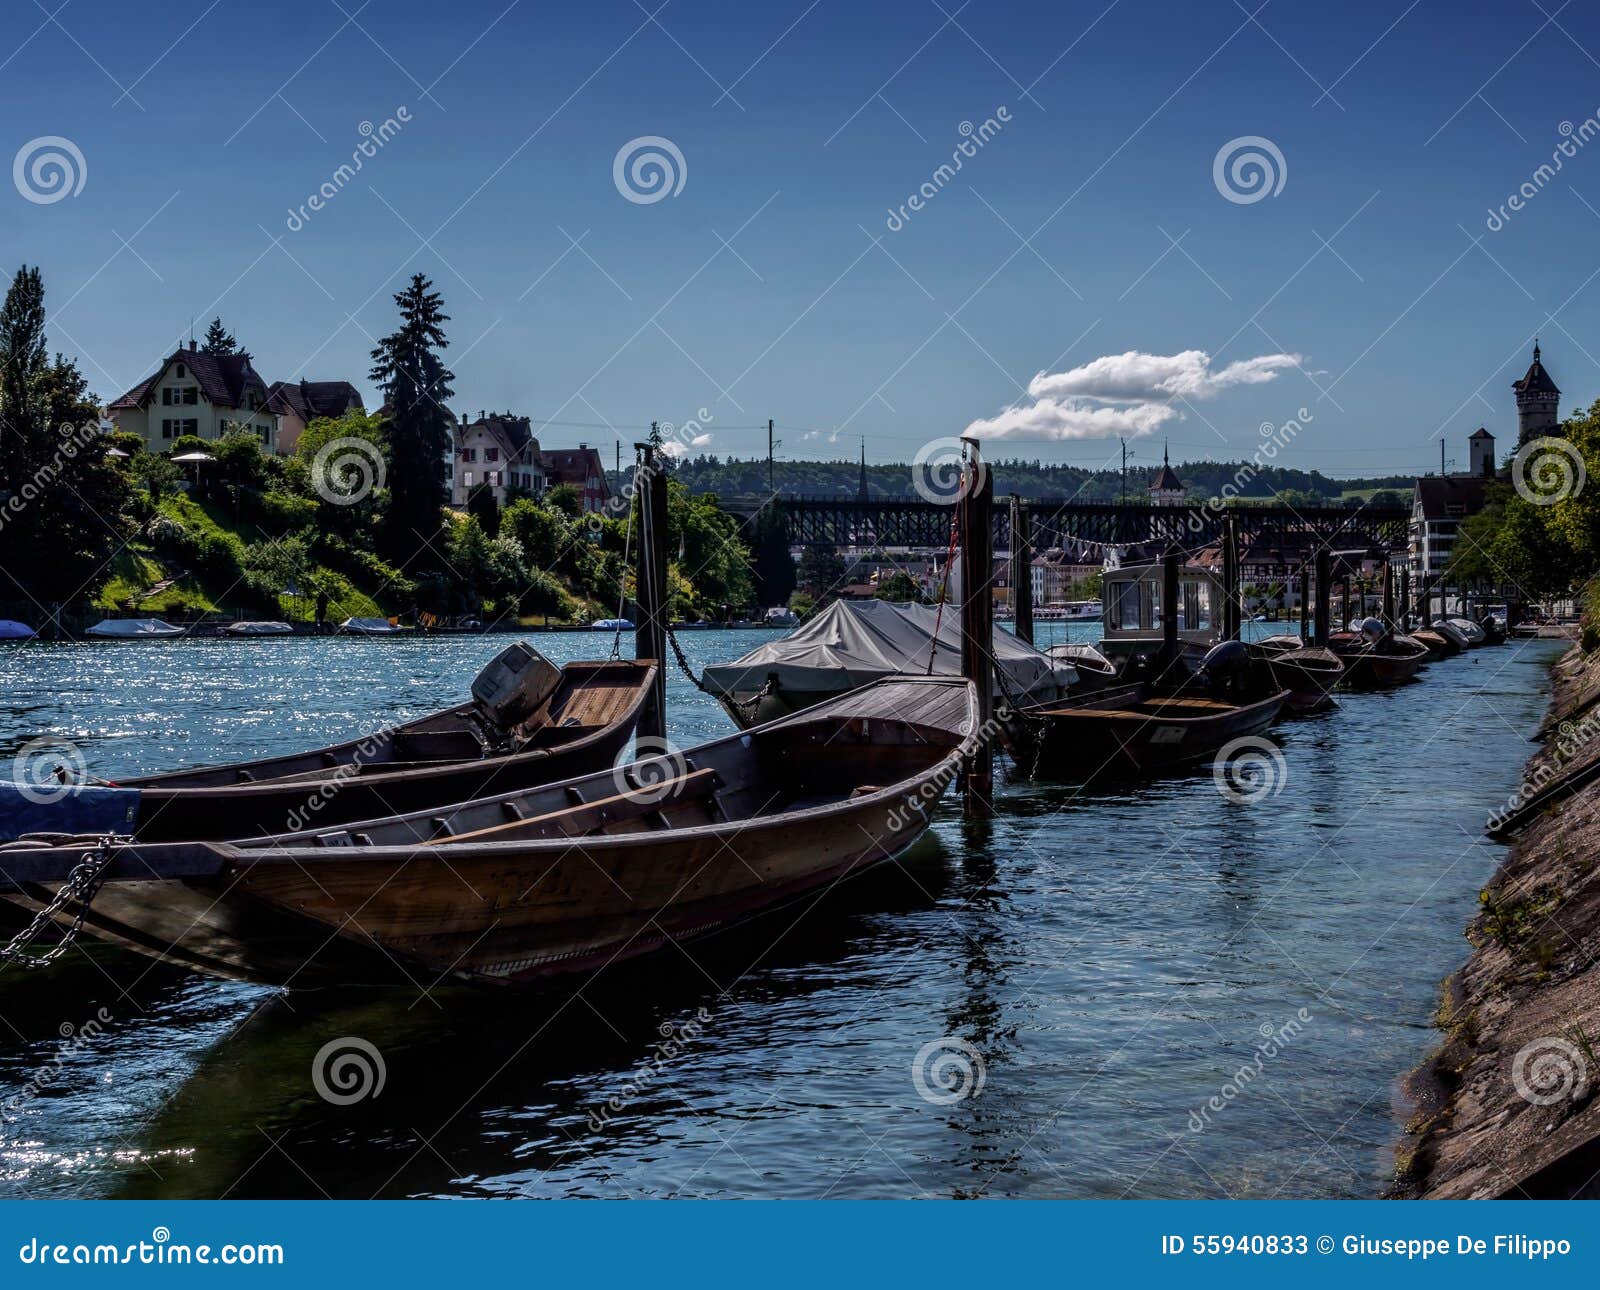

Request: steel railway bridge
left=724, top=495, right=1412, bottom=555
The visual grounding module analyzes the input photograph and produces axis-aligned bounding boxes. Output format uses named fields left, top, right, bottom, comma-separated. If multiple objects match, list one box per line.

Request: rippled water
left=0, top=627, right=1564, bottom=1198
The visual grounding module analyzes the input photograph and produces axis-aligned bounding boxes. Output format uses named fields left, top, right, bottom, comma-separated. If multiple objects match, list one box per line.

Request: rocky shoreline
left=1394, top=643, right=1600, bottom=1198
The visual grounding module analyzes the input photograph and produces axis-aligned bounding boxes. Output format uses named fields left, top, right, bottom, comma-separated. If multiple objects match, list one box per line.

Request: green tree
left=544, top=482, right=582, bottom=518
left=874, top=570, right=921, bottom=602
left=0, top=265, right=47, bottom=492
left=201, top=317, right=237, bottom=356
left=466, top=482, right=501, bottom=537
left=798, top=542, right=847, bottom=599
left=369, top=274, right=454, bottom=571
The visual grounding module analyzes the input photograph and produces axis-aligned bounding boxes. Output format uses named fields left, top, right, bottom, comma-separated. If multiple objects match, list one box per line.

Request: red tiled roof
left=267, top=379, right=363, bottom=421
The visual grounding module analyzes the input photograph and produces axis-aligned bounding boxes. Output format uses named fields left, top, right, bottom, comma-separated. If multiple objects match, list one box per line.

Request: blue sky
left=5, top=0, right=1600, bottom=478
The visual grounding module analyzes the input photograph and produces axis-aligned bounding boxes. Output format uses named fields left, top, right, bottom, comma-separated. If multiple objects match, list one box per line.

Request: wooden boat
left=1250, top=637, right=1344, bottom=711
left=1410, top=626, right=1460, bottom=658
left=0, top=644, right=657, bottom=843
left=1005, top=681, right=1287, bottom=777
left=1327, top=626, right=1429, bottom=688
left=1443, top=616, right=1488, bottom=648
left=0, top=677, right=979, bottom=987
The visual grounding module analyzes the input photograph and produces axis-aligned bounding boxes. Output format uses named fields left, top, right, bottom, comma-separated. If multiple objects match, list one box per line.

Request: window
left=460, top=448, right=476, bottom=462
left=489, top=470, right=502, bottom=486
left=182, top=387, right=197, bottom=405
left=161, top=419, right=176, bottom=439
left=183, top=418, right=197, bottom=435
left=162, top=387, right=173, bottom=405
left=176, top=363, right=186, bottom=378
left=485, top=447, right=499, bottom=462
left=463, top=471, right=473, bottom=488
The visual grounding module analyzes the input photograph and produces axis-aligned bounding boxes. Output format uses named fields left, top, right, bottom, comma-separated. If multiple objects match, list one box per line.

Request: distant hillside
left=618, top=456, right=1415, bottom=505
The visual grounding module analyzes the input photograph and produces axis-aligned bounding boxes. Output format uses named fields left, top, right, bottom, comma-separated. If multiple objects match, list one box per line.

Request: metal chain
left=989, top=660, right=1051, bottom=780
left=660, top=618, right=773, bottom=721
left=0, top=837, right=117, bottom=969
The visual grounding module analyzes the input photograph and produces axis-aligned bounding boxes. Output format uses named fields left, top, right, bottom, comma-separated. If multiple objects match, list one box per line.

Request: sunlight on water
left=0, top=629, right=1564, bottom=1199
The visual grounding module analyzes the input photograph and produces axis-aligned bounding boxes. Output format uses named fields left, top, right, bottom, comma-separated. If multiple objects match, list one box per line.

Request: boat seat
left=434, top=768, right=724, bottom=844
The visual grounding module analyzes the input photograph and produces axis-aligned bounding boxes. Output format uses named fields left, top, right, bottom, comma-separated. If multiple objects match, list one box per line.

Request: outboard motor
left=1358, top=617, right=1387, bottom=645
left=1197, top=639, right=1254, bottom=701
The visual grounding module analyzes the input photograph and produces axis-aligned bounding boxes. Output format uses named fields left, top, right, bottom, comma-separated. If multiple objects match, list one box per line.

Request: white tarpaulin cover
left=702, top=599, right=1075, bottom=701
left=85, top=618, right=184, bottom=638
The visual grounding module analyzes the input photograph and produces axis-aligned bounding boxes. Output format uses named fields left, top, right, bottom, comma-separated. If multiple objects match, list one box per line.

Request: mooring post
left=1221, top=509, right=1240, bottom=641
left=1419, top=575, right=1433, bottom=626
left=959, top=438, right=994, bottom=820
left=1299, top=561, right=1310, bottom=639
left=1381, top=559, right=1395, bottom=630
left=1161, top=542, right=1181, bottom=673
left=633, top=443, right=669, bottom=744
left=1313, top=547, right=1331, bottom=646
left=1009, top=494, right=1033, bottom=647
left=1398, top=565, right=1411, bottom=629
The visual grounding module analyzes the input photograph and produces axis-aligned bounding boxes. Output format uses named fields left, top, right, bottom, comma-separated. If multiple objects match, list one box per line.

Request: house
left=540, top=443, right=611, bottom=513
left=1411, top=473, right=1492, bottom=579
left=107, top=347, right=277, bottom=451
left=266, top=380, right=365, bottom=454
left=451, top=412, right=546, bottom=507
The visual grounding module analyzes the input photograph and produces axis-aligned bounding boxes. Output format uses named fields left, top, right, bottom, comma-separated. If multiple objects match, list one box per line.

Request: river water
left=0, top=627, right=1564, bottom=1199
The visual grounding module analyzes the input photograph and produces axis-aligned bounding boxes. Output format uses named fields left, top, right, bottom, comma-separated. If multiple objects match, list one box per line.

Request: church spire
left=858, top=437, right=867, bottom=503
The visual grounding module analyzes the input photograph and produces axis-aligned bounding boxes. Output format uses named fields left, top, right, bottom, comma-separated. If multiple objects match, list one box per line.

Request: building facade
left=107, top=348, right=277, bottom=450
left=266, top=380, right=365, bottom=454
left=451, top=413, right=546, bottom=507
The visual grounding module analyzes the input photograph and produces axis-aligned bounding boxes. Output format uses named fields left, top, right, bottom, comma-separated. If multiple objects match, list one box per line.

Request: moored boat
left=1328, top=620, right=1429, bottom=688
left=0, top=619, right=37, bottom=640
left=1443, top=616, right=1488, bottom=648
left=1006, top=642, right=1288, bottom=777
left=338, top=616, right=402, bottom=636
left=85, top=618, right=184, bottom=639
left=1250, top=638, right=1344, bottom=711
left=1410, top=626, right=1460, bottom=658
left=1045, top=642, right=1119, bottom=693
left=218, top=620, right=294, bottom=637
left=0, top=677, right=979, bottom=987
left=0, top=644, right=657, bottom=842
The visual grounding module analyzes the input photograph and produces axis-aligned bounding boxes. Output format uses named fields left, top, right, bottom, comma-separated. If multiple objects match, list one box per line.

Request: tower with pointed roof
left=1147, top=441, right=1184, bottom=507
left=1513, top=341, right=1561, bottom=446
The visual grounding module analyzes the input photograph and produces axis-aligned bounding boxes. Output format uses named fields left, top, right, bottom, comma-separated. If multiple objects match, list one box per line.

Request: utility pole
left=768, top=419, right=775, bottom=494
left=1440, top=439, right=1445, bottom=477
left=1120, top=439, right=1127, bottom=506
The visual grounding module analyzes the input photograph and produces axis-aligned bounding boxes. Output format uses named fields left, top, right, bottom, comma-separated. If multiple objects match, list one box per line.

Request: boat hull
left=1007, top=684, right=1288, bottom=777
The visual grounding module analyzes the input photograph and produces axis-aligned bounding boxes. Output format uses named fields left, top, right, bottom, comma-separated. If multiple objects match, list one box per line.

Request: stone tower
left=1512, top=341, right=1560, bottom=446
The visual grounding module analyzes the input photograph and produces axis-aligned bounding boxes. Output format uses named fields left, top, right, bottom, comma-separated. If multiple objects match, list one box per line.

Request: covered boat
left=85, top=618, right=184, bottom=639
left=1045, top=642, right=1118, bottom=692
left=702, top=598, right=1075, bottom=727
left=339, top=616, right=401, bottom=635
left=0, top=620, right=37, bottom=640
left=0, top=677, right=979, bottom=987
left=219, top=620, right=294, bottom=636
left=0, top=644, right=657, bottom=842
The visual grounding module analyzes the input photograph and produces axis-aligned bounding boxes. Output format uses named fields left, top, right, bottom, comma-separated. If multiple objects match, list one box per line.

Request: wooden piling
left=1299, top=560, right=1310, bottom=639
left=1162, top=543, right=1181, bottom=669
left=1009, top=494, right=1033, bottom=646
left=633, top=443, right=669, bottom=744
left=1341, top=576, right=1351, bottom=631
left=959, top=438, right=994, bottom=819
left=1313, top=547, right=1331, bottom=646
left=1382, top=559, right=1395, bottom=629
left=1222, top=510, right=1240, bottom=641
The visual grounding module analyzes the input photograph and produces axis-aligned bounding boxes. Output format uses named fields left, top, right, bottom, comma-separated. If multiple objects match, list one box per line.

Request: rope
left=0, top=838, right=116, bottom=969
left=925, top=509, right=960, bottom=675
left=609, top=476, right=637, bottom=661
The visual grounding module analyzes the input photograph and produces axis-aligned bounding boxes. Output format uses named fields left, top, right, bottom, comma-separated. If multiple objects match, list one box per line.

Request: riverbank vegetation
left=0, top=266, right=755, bottom=627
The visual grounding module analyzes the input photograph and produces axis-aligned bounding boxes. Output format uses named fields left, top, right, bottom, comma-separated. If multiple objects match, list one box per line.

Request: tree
left=750, top=504, right=795, bottom=608
left=466, top=482, right=501, bottom=537
left=201, top=317, right=237, bottom=356
left=134, top=451, right=180, bottom=502
left=544, top=482, right=582, bottom=518
left=369, top=274, right=454, bottom=570
left=874, top=570, right=921, bottom=602
left=798, top=542, right=847, bottom=599
left=0, top=265, right=47, bottom=493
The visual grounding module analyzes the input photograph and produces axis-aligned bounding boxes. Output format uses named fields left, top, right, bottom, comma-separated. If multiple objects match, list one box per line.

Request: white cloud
left=965, top=348, right=1302, bottom=442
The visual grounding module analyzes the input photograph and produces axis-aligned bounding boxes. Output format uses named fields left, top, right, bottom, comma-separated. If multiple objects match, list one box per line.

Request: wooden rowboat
left=1327, top=630, right=1429, bottom=688
left=1410, top=627, right=1460, bottom=659
left=0, top=644, right=657, bottom=843
left=0, top=677, right=979, bottom=987
left=1249, top=637, right=1344, bottom=712
left=1005, top=681, right=1288, bottom=777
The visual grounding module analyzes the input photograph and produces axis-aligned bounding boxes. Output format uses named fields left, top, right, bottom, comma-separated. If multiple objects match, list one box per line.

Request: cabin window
left=1113, top=582, right=1140, bottom=631
left=1144, top=580, right=1162, bottom=631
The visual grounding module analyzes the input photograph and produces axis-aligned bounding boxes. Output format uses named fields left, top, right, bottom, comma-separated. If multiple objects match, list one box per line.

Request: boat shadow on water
left=38, top=832, right=966, bottom=1200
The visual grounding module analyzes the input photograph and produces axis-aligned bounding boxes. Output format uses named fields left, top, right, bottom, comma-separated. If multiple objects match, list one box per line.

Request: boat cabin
left=1100, top=561, right=1222, bottom=664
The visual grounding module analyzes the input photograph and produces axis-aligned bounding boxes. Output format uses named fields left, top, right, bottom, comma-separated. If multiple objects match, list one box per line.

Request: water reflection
left=0, top=633, right=1566, bottom=1198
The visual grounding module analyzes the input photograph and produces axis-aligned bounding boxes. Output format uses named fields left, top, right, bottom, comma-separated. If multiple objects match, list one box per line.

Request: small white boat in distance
left=763, top=606, right=799, bottom=628
left=0, top=619, right=37, bottom=640
left=219, top=621, right=294, bottom=637
left=86, top=618, right=184, bottom=639
left=592, top=618, right=634, bottom=630
left=338, top=617, right=401, bottom=636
